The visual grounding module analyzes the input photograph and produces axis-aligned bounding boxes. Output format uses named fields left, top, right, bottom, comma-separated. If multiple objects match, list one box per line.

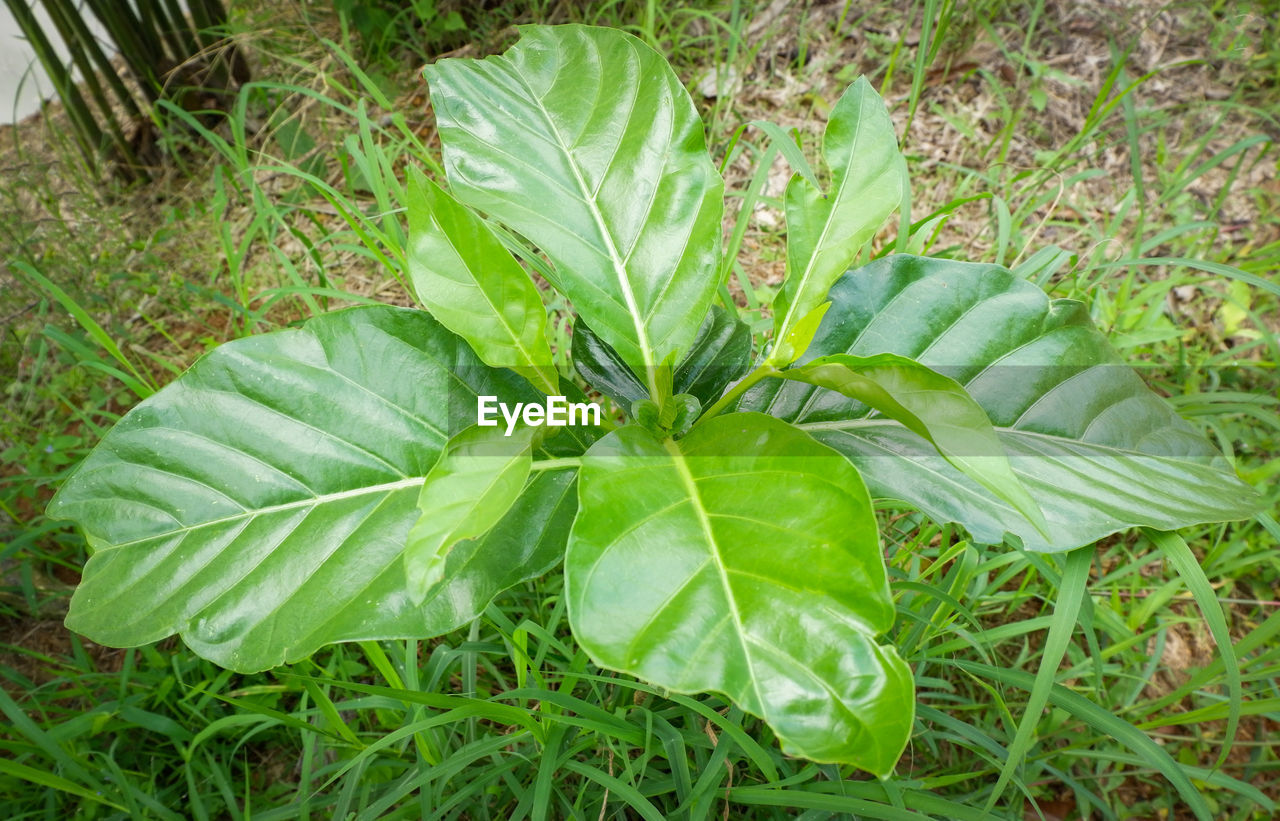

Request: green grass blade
left=300, top=675, right=365, bottom=748
left=986, top=546, right=1092, bottom=812
left=951, top=660, right=1213, bottom=821
left=0, top=686, right=117, bottom=803
left=17, top=262, right=156, bottom=396
left=747, top=120, right=821, bottom=190
left=530, top=724, right=568, bottom=821
left=561, top=758, right=667, bottom=821
left=1145, top=528, right=1242, bottom=769
left=0, top=757, right=127, bottom=812
left=1137, top=696, right=1280, bottom=728
left=1102, top=257, right=1280, bottom=299
left=729, top=786, right=969, bottom=820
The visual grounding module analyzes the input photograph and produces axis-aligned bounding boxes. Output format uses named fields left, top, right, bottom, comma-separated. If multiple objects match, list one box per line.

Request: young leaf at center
left=426, top=25, right=725, bottom=397
left=406, top=169, right=559, bottom=395
left=770, top=77, right=905, bottom=362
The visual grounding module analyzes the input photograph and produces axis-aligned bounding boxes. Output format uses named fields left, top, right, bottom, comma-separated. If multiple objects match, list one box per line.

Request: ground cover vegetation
left=1, top=1, right=1278, bottom=818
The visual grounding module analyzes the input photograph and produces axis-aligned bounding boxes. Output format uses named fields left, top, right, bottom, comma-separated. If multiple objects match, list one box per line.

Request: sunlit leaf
left=427, top=25, right=724, bottom=393
left=406, top=169, right=558, bottom=394
left=566, top=413, right=912, bottom=775
left=51, top=307, right=580, bottom=671
left=770, top=78, right=904, bottom=359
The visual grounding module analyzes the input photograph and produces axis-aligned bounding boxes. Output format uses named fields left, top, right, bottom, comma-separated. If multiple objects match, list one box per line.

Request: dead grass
left=713, top=0, right=1277, bottom=300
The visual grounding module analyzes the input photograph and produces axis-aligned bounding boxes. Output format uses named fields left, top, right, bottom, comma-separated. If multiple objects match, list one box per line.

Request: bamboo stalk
left=38, top=0, right=143, bottom=171
left=185, top=0, right=216, bottom=51
left=83, top=0, right=163, bottom=103
left=137, top=0, right=189, bottom=71
left=195, top=0, right=249, bottom=84
left=5, top=0, right=243, bottom=178
left=3, top=0, right=102, bottom=168
left=45, top=0, right=144, bottom=121
left=162, top=0, right=202, bottom=61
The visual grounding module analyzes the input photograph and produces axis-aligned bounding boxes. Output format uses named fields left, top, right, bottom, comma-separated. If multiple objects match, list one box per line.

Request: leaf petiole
left=691, top=363, right=779, bottom=431
left=529, top=457, right=582, bottom=472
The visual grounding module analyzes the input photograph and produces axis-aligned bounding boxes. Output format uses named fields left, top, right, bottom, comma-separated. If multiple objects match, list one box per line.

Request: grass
left=2, top=0, right=1278, bottom=818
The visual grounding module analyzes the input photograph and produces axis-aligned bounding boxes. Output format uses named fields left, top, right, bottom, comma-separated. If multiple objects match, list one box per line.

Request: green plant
left=47, top=24, right=1264, bottom=782
left=333, top=0, right=467, bottom=73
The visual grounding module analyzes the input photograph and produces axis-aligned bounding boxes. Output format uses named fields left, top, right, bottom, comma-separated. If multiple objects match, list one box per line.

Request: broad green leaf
left=404, top=425, right=537, bottom=603
left=771, top=77, right=903, bottom=358
left=426, top=25, right=724, bottom=394
left=49, top=306, right=582, bottom=672
left=405, top=169, right=558, bottom=395
left=778, top=353, right=1047, bottom=536
left=566, top=413, right=913, bottom=775
left=413, top=465, right=578, bottom=637
left=740, top=254, right=1263, bottom=551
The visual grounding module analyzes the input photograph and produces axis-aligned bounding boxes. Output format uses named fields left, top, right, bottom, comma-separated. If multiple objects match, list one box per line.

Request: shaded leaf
left=673, top=305, right=753, bottom=406
left=740, top=255, right=1262, bottom=550
left=572, top=319, right=647, bottom=408
left=575, top=306, right=751, bottom=411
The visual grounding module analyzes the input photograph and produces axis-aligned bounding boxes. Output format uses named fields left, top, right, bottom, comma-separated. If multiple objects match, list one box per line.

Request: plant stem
left=691, top=363, right=779, bottom=431
left=529, top=457, right=582, bottom=472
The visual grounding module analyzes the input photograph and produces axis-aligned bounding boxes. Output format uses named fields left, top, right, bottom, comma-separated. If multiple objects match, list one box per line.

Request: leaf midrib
left=661, top=438, right=765, bottom=714
left=507, top=40, right=659, bottom=397
left=91, top=477, right=427, bottom=551
left=777, top=85, right=885, bottom=342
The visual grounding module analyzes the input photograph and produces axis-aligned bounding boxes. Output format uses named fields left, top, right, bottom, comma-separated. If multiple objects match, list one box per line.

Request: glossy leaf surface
left=672, top=305, right=753, bottom=406
left=778, top=353, right=1046, bottom=534
left=566, top=413, right=913, bottom=775
left=404, top=425, right=536, bottom=603
left=50, top=307, right=579, bottom=671
left=741, top=255, right=1263, bottom=550
left=426, top=25, right=724, bottom=389
left=571, top=319, right=647, bottom=408
left=771, top=77, right=903, bottom=355
left=574, top=305, right=752, bottom=410
left=770, top=302, right=829, bottom=367
left=406, top=170, right=558, bottom=394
